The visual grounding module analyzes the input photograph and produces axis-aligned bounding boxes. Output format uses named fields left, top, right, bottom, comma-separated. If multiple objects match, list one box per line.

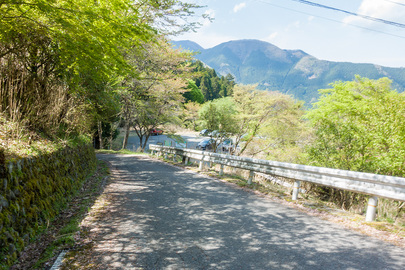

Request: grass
left=0, top=113, right=91, bottom=161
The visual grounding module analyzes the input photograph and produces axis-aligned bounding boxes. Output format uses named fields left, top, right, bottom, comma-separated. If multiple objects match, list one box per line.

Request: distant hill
left=172, top=39, right=405, bottom=104
left=173, top=40, right=204, bottom=52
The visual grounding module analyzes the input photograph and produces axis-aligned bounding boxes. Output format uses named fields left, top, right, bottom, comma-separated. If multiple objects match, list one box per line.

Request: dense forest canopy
left=0, top=0, right=204, bottom=148
left=189, top=60, right=236, bottom=101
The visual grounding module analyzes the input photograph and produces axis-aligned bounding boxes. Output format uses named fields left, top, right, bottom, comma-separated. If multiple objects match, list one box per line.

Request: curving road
left=89, top=154, right=404, bottom=269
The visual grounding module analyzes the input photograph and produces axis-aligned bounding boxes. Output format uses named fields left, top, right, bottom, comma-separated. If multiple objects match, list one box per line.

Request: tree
left=190, top=60, right=235, bottom=101
left=305, top=76, right=405, bottom=176
left=183, top=80, right=204, bottom=104
left=119, top=37, right=193, bottom=151
left=182, top=102, right=202, bottom=130
left=231, top=85, right=307, bottom=160
left=0, top=0, right=154, bottom=138
left=132, top=78, right=186, bottom=151
left=198, top=97, right=238, bottom=151
left=0, top=0, right=204, bottom=141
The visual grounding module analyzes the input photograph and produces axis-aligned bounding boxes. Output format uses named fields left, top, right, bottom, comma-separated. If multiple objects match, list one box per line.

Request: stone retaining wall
left=0, top=145, right=96, bottom=267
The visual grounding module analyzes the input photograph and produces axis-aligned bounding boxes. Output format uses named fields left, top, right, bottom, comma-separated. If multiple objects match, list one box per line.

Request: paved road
left=126, top=132, right=203, bottom=151
left=92, top=154, right=404, bottom=269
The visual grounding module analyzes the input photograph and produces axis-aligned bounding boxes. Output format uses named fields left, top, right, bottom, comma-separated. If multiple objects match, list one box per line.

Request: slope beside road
left=60, top=154, right=404, bottom=269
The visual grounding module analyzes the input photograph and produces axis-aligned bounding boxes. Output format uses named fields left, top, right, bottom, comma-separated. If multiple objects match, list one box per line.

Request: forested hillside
left=189, top=61, right=235, bottom=101
left=173, top=39, right=405, bottom=104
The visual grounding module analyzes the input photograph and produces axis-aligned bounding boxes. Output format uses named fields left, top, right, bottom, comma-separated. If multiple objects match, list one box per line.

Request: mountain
left=172, top=39, right=405, bottom=104
left=172, top=40, right=204, bottom=53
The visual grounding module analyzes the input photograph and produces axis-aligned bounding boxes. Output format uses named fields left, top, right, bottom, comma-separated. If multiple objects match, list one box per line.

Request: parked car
left=209, top=130, right=225, bottom=138
left=196, top=138, right=215, bottom=151
left=199, top=129, right=212, bottom=136
left=150, top=128, right=163, bottom=136
left=221, top=138, right=234, bottom=152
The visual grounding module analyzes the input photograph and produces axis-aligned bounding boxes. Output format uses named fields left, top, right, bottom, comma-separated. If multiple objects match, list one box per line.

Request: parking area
left=125, top=131, right=203, bottom=151
left=124, top=130, right=235, bottom=153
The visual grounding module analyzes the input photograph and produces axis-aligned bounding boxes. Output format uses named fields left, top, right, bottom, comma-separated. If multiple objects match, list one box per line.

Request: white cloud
left=264, top=32, right=279, bottom=42
left=285, top=21, right=301, bottom=31
left=233, top=3, right=247, bottom=13
left=343, top=0, right=405, bottom=28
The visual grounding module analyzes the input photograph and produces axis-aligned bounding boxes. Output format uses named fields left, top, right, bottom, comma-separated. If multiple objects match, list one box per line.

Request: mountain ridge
left=172, top=39, right=405, bottom=103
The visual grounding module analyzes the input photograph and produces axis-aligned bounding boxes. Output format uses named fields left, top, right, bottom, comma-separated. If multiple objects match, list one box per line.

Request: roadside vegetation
left=190, top=77, right=405, bottom=228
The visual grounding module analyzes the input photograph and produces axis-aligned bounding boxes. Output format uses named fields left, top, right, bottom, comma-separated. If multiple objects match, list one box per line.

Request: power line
left=254, top=0, right=405, bottom=39
left=383, top=0, right=405, bottom=7
left=289, top=0, right=405, bottom=29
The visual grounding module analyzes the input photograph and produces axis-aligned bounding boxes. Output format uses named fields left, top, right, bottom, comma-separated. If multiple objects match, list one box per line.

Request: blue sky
left=174, top=0, right=405, bottom=68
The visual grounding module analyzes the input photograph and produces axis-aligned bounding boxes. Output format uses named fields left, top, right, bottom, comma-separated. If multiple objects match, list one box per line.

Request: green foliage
left=119, top=37, right=194, bottom=151
left=181, top=101, right=202, bottom=130
left=183, top=80, right=204, bottom=104
left=306, top=76, right=405, bottom=176
left=199, top=97, right=237, bottom=133
left=1, top=1, right=204, bottom=143
left=0, top=1, right=152, bottom=134
left=231, top=85, right=309, bottom=160
left=93, top=121, right=120, bottom=150
left=190, top=61, right=235, bottom=101
left=198, top=97, right=238, bottom=150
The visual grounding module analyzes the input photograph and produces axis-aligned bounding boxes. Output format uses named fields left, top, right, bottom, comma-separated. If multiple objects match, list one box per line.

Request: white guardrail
left=149, top=145, right=405, bottom=221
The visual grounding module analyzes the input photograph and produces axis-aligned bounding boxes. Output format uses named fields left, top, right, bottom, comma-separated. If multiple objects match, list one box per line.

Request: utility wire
left=254, top=0, right=405, bottom=39
left=289, top=0, right=405, bottom=29
left=383, top=0, right=405, bottom=7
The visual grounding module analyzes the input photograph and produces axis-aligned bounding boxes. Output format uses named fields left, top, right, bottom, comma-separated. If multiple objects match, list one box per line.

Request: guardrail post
left=182, top=156, right=187, bottom=164
left=173, top=154, right=176, bottom=162
left=248, top=170, right=254, bottom=185
left=366, top=196, right=378, bottom=222
left=219, top=164, right=224, bottom=176
left=199, top=160, right=204, bottom=171
left=185, top=157, right=189, bottom=165
left=164, top=152, right=168, bottom=159
left=292, top=181, right=301, bottom=200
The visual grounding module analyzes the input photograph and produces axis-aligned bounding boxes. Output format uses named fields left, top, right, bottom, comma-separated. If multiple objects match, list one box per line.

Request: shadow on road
left=81, top=154, right=404, bottom=269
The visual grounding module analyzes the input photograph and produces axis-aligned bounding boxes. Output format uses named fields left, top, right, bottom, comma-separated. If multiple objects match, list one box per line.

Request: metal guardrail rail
left=149, top=144, right=405, bottom=221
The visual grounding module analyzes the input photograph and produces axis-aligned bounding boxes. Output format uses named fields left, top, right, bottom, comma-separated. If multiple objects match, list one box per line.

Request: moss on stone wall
left=0, top=144, right=96, bottom=268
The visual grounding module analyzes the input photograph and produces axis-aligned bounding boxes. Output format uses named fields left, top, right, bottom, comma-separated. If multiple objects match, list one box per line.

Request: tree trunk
left=122, top=122, right=130, bottom=150
left=98, top=120, right=104, bottom=149
left=139, top=135, right=144, bottom=152
left=141, top=134, right=151, bottom=152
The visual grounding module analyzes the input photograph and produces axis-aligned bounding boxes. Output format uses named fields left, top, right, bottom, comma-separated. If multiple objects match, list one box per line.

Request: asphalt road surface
left=92, top=154, right=404, bottom=269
